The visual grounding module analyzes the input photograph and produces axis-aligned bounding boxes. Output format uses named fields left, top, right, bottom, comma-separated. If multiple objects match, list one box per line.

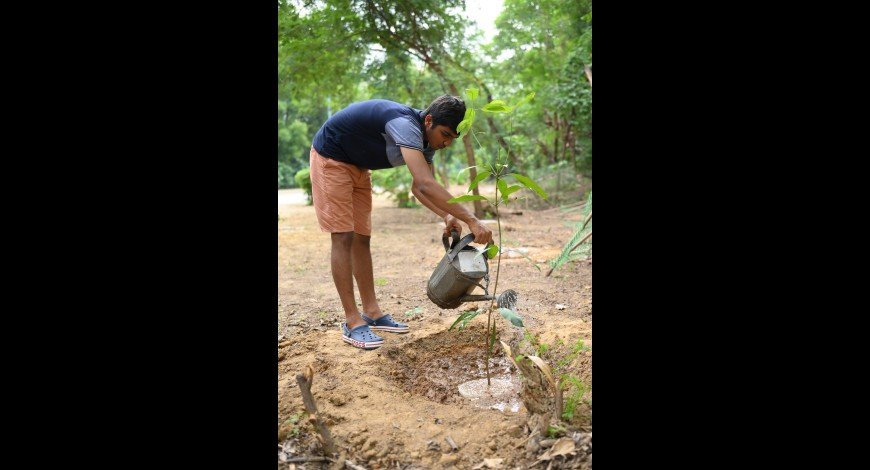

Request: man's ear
left=424, top=114, right=432, bottom=128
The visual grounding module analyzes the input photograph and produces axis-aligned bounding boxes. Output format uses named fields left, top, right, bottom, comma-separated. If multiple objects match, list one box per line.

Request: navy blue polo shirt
left=312, top=99, right=436, bottom=170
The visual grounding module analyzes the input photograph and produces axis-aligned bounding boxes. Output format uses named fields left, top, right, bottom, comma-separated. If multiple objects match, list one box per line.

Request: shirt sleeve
left=385, top=116, right=427, bottom=156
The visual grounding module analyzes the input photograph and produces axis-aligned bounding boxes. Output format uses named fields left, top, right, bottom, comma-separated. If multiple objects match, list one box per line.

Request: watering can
left=427, top=230, right=518, bottom=310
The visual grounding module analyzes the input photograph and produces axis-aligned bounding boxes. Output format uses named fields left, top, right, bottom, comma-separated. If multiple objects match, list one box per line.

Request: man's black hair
left=424, top=95, right=466, bottom=135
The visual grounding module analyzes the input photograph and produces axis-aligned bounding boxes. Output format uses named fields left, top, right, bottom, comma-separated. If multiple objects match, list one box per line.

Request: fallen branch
left=296, top=364, right=338, bottom=456
left=285, top=456, right=332, bottom=463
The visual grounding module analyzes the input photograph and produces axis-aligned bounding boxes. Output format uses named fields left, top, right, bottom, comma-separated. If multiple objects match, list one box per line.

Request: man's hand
left=468, top=218, right=493, bottom=245
left=443, top=214, right=463, bottom=237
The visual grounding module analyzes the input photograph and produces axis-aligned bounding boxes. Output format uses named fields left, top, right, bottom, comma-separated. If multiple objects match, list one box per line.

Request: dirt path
left=278, top=189, right=592, bottom=469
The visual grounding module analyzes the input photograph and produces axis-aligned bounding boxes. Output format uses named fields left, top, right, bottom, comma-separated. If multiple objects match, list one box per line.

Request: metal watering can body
left=426, top=231, right=490, bottom=309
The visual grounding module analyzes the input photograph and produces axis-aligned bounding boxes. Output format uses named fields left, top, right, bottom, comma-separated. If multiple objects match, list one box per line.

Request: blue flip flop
left=361, top=314, right=410, bottom=333
left=341, top=323, right=384, bottom=349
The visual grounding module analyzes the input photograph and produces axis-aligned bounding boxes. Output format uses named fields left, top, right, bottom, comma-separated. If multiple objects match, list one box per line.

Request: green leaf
left=457, top=118, right=471, bottom=136
left=497, top=178, right=509, bottom=198
left=498, top=307, right=524, bottom=327
left=486, top=244, right=499, bottom=259
left=510, top=173, right=548, bottom=199
left=467, top=170, right=491, bottom=192
left=449, top=309, right=480, bottom=330
left=497, top=180, right=522, bottom=204
left=448, top=195, right=489, bottom=203
left=515, top=92, right=536, bottom=108
left=483, top=100, right=513, bottom=113
left=456, top=108, right=475, bottom=135
left=466, top=88, right=479, bottom=101
left=503, top=184, right=522, bottom=198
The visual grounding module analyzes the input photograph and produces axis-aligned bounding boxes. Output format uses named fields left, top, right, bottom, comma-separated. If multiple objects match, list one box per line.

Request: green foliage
left=561, top=375, right=588, bottom=421
left=546, top=424, right=568, bottom=438
left=278, top=162, right=295, bottom=189
left=555, top=337, right=592, bottom=371
left=371, top=167, right=418, bottom=208
left=283, top=411, right=306, bottom=437
left=294, top=169, right=312, bottom=205
left=277, top=108, right=311, bottom=188
left=278, top=0, right=592, bottom=197
left=491, top=0, right=593, bottom=173
left=549, top=191, right=592, bottom=274
left=449, top=309, right=481, bottom=331
left=521, top=161, right=589, bottom=208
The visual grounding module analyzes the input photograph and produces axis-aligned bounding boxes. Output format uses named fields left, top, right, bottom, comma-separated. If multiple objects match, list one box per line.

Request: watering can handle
left=442, top=229, right=462, bottom=252
left=446, top=233, right=477, bottom=262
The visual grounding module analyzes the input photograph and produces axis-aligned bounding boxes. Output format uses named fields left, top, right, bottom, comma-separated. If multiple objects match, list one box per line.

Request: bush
left=371, top=167, right=418, bottom=208
left=294, top=168, right=313, bottom=205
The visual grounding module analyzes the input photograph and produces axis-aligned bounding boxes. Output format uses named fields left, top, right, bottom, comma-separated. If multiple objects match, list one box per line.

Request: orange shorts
left=309, top=147, right=373, bottom=236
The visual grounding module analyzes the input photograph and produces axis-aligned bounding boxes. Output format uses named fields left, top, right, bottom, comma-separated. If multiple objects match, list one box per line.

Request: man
left=309, top=95, right=493, bottom=349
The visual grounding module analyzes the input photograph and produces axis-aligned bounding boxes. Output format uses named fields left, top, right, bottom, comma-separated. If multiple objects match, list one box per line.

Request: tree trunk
left=553, top=112, right=560, bottom=163
left=535, top=138, right=552, bottom=164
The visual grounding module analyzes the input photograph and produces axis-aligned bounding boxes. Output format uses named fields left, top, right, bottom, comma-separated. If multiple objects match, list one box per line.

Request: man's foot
left=341, top=323, right=384, bottom=349
left=361, top=313, right=410, bottom=333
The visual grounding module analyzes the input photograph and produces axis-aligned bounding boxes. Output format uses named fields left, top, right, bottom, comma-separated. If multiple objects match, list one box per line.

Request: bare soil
left=278, top=188, right=592, bottom=469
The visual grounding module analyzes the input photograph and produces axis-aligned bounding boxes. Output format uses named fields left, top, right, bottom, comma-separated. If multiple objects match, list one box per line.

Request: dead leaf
left=536, top=437, right=576, bottom=462
left=472, top=458, right=504, bottom=469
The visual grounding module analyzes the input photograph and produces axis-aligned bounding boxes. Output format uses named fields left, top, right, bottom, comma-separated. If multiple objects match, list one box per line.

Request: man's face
left=425, top=115, right=460, bottom=150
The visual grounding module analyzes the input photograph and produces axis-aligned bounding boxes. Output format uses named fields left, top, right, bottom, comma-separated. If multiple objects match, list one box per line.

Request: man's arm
left=402, top=147, right=492, bottom=244
left=412, top=163, right=463, bottom=236
left=410, top=162, right=446, bottom=217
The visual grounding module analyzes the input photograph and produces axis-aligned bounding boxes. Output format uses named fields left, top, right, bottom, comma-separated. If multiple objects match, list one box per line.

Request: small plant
left=404, top=306, right=422, bottom=317
left=573, top=338, right=591, bottom=354
left=555, top=338, right=592, bottom=370
left=375, top=278, right=388, bottom=286
left=560, top=375, right=587, bottom=421
left=284, top=412, right=306, bottom=437
left=546, top=423, right=568, bottom=438
left=447, top=87, right=547, bottom=384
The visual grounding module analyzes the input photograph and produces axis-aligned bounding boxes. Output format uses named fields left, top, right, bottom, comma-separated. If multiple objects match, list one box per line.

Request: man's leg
left=352, top=234, right=384, bottom=319
left=309, top=147, right=368, bottom=330
left=332, top=232, right=367, bottom=329
left=353, top=233, right=409, bottom=333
